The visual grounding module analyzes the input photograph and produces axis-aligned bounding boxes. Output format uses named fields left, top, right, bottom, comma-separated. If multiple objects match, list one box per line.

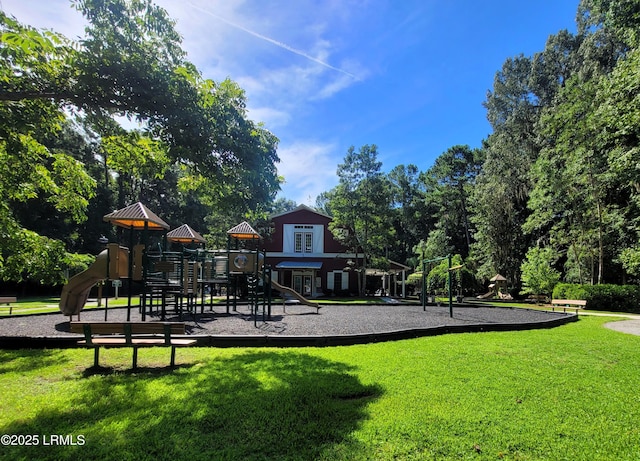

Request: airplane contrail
left=185, top=1, right=359, bottom=80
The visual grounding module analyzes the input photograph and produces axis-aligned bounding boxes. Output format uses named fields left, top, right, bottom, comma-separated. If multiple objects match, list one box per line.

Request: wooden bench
left=0, top=296, right=17, bottom=315
left=69, top=321, right=198, bottom=369
left=527, top=294, right=548, bottom=303
left=551, top=299, right=587, bottom=313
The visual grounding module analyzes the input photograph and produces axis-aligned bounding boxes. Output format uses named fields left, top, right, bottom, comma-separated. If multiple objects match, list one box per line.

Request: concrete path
left=580, top=311, right=640, bottom=336
left=568, top=311, right=640, bottom=336
left=604, top=319, right=640, bottom=336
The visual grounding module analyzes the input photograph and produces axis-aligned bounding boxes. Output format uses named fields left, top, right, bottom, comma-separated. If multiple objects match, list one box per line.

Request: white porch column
left=401, top=270, right=406, bottom=298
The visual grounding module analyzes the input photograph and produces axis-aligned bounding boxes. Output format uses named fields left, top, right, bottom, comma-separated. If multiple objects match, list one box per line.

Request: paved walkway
left=604, top=319, right=640, bottom=336
left=572, top=311, right=640, bottom=336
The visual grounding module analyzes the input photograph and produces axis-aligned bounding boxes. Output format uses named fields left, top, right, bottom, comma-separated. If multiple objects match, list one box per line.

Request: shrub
left=552, top=283, right=589, bottom=301
left=520, top=247, right=560, bottom=299
left=65, top=252, right=96, bottom=278
left=552, top=283, right=640, bottom=313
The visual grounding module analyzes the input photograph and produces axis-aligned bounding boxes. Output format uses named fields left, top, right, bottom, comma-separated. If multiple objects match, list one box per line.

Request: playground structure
left=268, top=278, right=321, bottom=313
left=59, top=244, right=129, bottom=316
left=480, top=274, right=510, bottom=299
left=59, top=202, right=319, bottom=323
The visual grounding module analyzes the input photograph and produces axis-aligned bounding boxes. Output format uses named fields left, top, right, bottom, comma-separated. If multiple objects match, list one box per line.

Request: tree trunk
left=597, top=201, right=604, bottom=285
left=571, top=242, right=584, bottom=284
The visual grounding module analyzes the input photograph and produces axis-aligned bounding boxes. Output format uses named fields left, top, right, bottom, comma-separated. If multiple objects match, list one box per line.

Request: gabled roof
left=270, top=204, right=332, bottom=220
left=167, top=224, right=206, bottom=243
left=366, top=260, right=412, bottom=275
left=389, top=260, right=411, bottom=271
left=227, top=221, right=261, bottom=240
left=103, top=202, right=170, bottom=230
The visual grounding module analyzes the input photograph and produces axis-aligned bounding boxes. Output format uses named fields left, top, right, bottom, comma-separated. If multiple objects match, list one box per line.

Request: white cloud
left=154, top=1, right=365, bottom=191
left=276, top=141, right=339, bottom=205
left=2, top=0, right=360, bottom=206
left=313, top=72, right=359, bottom=100
left=245, top=106, right=290, bottom=129
left=183, top=1, right=359, bottom=80
left=1, top=0, right=87, bottom=39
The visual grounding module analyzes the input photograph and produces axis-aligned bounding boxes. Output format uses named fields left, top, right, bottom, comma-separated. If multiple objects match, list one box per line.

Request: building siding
left=264, top=205, right=361, bottom=296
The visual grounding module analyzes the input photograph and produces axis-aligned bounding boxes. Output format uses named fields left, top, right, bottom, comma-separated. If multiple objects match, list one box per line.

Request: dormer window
left=294, top=225, right=314, bottom=253
left=283, top=224, right=323, bottom=254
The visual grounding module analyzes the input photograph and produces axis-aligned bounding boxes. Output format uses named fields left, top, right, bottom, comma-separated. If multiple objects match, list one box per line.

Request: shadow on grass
left=1, top=351, right=381, bottom=460
left=0, top=349, right=70, bottom=374
left=80, top=362, right=198, bottom=378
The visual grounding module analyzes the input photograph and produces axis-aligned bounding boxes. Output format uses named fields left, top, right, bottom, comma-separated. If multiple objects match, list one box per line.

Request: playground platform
left=0, top=302, right=576, bottom=348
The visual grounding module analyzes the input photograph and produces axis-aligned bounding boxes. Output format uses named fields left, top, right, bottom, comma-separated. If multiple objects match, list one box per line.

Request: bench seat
left=70, top=321, right=197, bottom=369
left=78, top=337, right=197, bottom=347
left=0, top=296, right=17, bottom=315
left=551, top=299, right=587, bottom=313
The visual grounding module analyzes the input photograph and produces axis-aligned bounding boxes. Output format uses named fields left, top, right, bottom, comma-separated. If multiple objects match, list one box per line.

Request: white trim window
left=294, top=225, right=314, bottom=253
left=327, top=270, right=348, bottom=291
left=283, top=224, right=324, bottom=254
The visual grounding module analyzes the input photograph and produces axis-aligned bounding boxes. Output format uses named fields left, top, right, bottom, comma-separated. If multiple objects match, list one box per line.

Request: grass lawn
left=1, top=316, right=639, bottom=460
left=0, top=296, right=148, bottom=316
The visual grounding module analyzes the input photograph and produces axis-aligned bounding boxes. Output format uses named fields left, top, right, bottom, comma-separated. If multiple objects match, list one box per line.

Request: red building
left=263, top=205, right=362, bottom=297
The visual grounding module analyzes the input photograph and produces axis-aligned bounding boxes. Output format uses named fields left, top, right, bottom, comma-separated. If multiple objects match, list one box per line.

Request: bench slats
left=0, top=297, right=17, bottom=315
left=79, top=338, right=197, bottom=347
left=551, top=299, right=587, bottom=306
left=551, top=299, right=587, bottom=313
left=70, top=321, right=196, bottom=369
left=70, top=321, right=186, bottom=335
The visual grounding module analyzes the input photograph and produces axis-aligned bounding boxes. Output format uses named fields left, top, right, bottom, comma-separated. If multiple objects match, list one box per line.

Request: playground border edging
left=0, top=312, right=578, bottom=349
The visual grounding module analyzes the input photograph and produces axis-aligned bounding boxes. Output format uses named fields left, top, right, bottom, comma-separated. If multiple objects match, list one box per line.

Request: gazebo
left=365, top=260, right=410, bottom=298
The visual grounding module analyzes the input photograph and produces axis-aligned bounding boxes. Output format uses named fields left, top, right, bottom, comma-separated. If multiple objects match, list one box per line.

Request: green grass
left=1, top=316, right=639, bottom=460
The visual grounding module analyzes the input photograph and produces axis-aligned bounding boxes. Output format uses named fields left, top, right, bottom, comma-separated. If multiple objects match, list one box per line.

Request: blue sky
left=2, top=0, right=580, bottom=205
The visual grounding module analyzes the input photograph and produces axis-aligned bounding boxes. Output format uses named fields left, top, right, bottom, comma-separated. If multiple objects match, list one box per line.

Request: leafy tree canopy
left=520, top=246, right=561, bottom=299
left=0, top=0, right=280, bottom=285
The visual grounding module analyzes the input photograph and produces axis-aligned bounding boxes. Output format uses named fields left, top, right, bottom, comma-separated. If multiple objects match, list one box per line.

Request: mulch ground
left=0, top=302, right=571, bottom=338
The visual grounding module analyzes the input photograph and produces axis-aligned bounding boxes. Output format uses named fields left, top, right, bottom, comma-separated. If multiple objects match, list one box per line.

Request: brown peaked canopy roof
left=103, top=202, right=170, bottom=230
left=167, top=224, right=206, bottom=243
left=227, top=221, right=261, bottom=240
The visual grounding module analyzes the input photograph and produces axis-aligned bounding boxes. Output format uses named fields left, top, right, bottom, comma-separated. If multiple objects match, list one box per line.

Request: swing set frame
left=421, top=254, right=463, bottom=318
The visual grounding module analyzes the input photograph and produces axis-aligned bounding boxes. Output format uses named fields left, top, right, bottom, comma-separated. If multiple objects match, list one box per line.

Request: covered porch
left=366, top=260, right=411, bottom=298
left=273, top=261, right=323, bottom=298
